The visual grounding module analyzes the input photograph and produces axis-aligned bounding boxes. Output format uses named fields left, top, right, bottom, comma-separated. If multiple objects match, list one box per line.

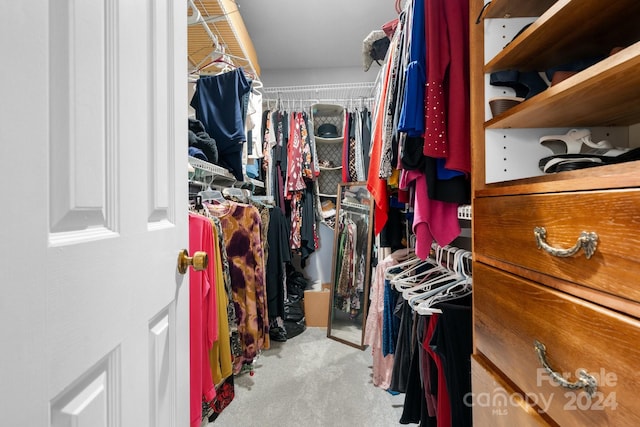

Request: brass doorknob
left=177, top=249, right=208, bottom=274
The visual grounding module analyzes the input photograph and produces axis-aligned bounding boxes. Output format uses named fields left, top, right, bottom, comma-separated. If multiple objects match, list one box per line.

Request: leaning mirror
left=327, top=182, right=374, bottom=349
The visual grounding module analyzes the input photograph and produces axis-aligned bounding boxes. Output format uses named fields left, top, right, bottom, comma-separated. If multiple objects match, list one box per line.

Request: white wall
left=260, top=65, right=381, bottom=87
left=292, top=222, right=335, bottom=291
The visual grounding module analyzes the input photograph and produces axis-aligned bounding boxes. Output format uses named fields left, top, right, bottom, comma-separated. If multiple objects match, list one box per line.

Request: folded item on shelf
left=188, top=146, right=208, bottom=161
left=321, top=200, right=336, bottom=218
left=321, top=208, right=336, bottom=219
left=189, top=118, right=219, bottom=164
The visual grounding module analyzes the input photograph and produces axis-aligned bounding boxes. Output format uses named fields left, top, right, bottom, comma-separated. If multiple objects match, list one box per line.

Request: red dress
left=423, top=0, right=470, bottom=175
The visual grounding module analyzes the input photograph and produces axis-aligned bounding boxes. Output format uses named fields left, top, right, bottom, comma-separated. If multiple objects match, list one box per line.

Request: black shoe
left=269, top=326, right=288, bottom=342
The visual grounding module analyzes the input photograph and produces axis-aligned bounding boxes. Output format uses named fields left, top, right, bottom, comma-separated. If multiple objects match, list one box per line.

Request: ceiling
left=187, top=0, right=398, bottom=85
left=237, top=0, right=397, bottom=74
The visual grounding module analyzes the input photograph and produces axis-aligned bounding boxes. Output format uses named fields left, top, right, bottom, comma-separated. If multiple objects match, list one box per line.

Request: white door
left=0, top=1, right=189, bottom=426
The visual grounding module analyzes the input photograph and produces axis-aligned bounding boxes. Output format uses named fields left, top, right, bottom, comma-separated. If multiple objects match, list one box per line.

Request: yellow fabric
left=209, top=222, right=232, bottom=384
left=388, top=168, right=400, bottom=189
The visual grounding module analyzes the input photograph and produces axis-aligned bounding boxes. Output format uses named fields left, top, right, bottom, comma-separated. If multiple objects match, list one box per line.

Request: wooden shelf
left=486, top=42, right=640, bottom=128
left=485, top=0, right=640, bottom=72
left=475, top=161, right=640, bottom=198
left=484, top=0, right=557, bottom=19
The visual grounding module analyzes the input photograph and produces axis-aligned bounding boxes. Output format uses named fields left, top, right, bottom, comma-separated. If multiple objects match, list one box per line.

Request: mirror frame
left=326, top=182, right=374, bottom=349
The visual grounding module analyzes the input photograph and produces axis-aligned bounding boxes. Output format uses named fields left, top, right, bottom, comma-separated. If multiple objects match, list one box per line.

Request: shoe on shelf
left=539, top=129, right=629, bottom=156
left=539, top=147, right=640, bottom=173
left=319, top=159, right=335, bottom=168
left=488, top=96, right=524, bottom=117
left=545, top=55, right=606, bottom=87
left=490, top=69, right=549, bottom=100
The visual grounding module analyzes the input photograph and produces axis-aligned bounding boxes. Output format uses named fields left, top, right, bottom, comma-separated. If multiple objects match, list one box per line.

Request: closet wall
left=260, top=68, right=379, bottom=88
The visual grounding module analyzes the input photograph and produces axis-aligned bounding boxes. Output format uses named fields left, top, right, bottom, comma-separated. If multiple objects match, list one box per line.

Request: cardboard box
left=304, top=289, right=331, bottom=327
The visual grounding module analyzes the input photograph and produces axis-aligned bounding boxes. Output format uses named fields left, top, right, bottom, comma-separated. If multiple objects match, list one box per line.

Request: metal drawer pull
left=534, top=340, right=597, bottom=397
left=534, top=226, right=598, bottom=259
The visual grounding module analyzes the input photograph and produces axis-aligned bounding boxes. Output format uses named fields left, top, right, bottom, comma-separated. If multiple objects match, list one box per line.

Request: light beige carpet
left=209, top=327, right=406, bottom=426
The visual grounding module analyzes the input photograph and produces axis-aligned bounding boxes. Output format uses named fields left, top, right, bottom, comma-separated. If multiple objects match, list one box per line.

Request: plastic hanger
left=389, top=244, right=447, bottom=288
left=390, top=247, right=415, bottom=262
left=198, top=189, right=226, bottom=204
left=411, top=251, right=472, bottom=314
left=222, top=187, right=250, bottom=203
left=402, top=246, right=463, bottom=299
left=401, top=248, right=462, bottom=299
left=386, top=255, right=433, bottom=284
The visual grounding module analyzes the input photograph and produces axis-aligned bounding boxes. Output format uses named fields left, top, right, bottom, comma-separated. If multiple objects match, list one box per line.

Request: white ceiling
left=236, top=0, right=397, bottom=76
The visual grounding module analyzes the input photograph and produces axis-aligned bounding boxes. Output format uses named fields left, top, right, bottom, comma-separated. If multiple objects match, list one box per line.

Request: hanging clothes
left=188, top=212, right=218, bottom=427
left=422, top=0, right=471, bottom=175
left=285, top=111, right=306, bottom=197
left=206, top=201, right=270, bottom=373
left=364, top=254, right=400, bottom=390
left=208, top=219, right=233, bottom=386
left=353, top=110, right=366, bottom=181
left=367, top=42, right=395, bottom=235
left=190, top=69, right=251, bottom=181
left=399, top=168, right=460, bottom=259
left=265, top=207, right=292, bottom=321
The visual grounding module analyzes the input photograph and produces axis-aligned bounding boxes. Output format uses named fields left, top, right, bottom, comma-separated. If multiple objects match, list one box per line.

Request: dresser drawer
left=474, top=189, right=640, bottom=303
left=471, top=355, right=552, bottom=427
left=474, top=263, right=640, bottom=426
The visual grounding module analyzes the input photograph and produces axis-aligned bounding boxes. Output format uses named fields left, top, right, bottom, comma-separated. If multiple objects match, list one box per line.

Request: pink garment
left=188, top=213, right=218, bottom=427
left=342, top=109, right=350, bottom=182
left=399, top=168, right=460, bottom=259
left=364, top=255, right=399, bottom=389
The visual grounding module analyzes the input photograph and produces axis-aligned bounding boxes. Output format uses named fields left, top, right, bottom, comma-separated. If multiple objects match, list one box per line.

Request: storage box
left=304, top=289, right=331, bottom=327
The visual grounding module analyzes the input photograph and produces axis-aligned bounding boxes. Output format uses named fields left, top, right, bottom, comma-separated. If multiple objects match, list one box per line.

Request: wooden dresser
left=470, top=0, right=640, bottom=425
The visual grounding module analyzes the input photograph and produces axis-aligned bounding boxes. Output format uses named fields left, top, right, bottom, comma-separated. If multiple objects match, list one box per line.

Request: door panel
left=0, top=0, right=188, bottom=425
left=149, top=0, right=173, bottom=225
left=149, top=307, right=176, bottom=427
left=49, top=0, right=114, bottom=236
left=50, top=351, right=120, bottom=427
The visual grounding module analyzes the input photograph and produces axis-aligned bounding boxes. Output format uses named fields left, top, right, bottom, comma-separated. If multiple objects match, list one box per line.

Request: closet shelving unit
left=187, top=0, right=260, bottom=77
left=261, top=82, right=376, bottom=109
left=312, top=103, right=345, bottom=198
left=262, top=82, right=377, bottom=199
left=339, top=200, right=370, bottom=214
left=188, top=0, right=267, bottom=192
left=189, top=156, right=265, bottom=189
left=471, top=0, right=640, bottom=425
